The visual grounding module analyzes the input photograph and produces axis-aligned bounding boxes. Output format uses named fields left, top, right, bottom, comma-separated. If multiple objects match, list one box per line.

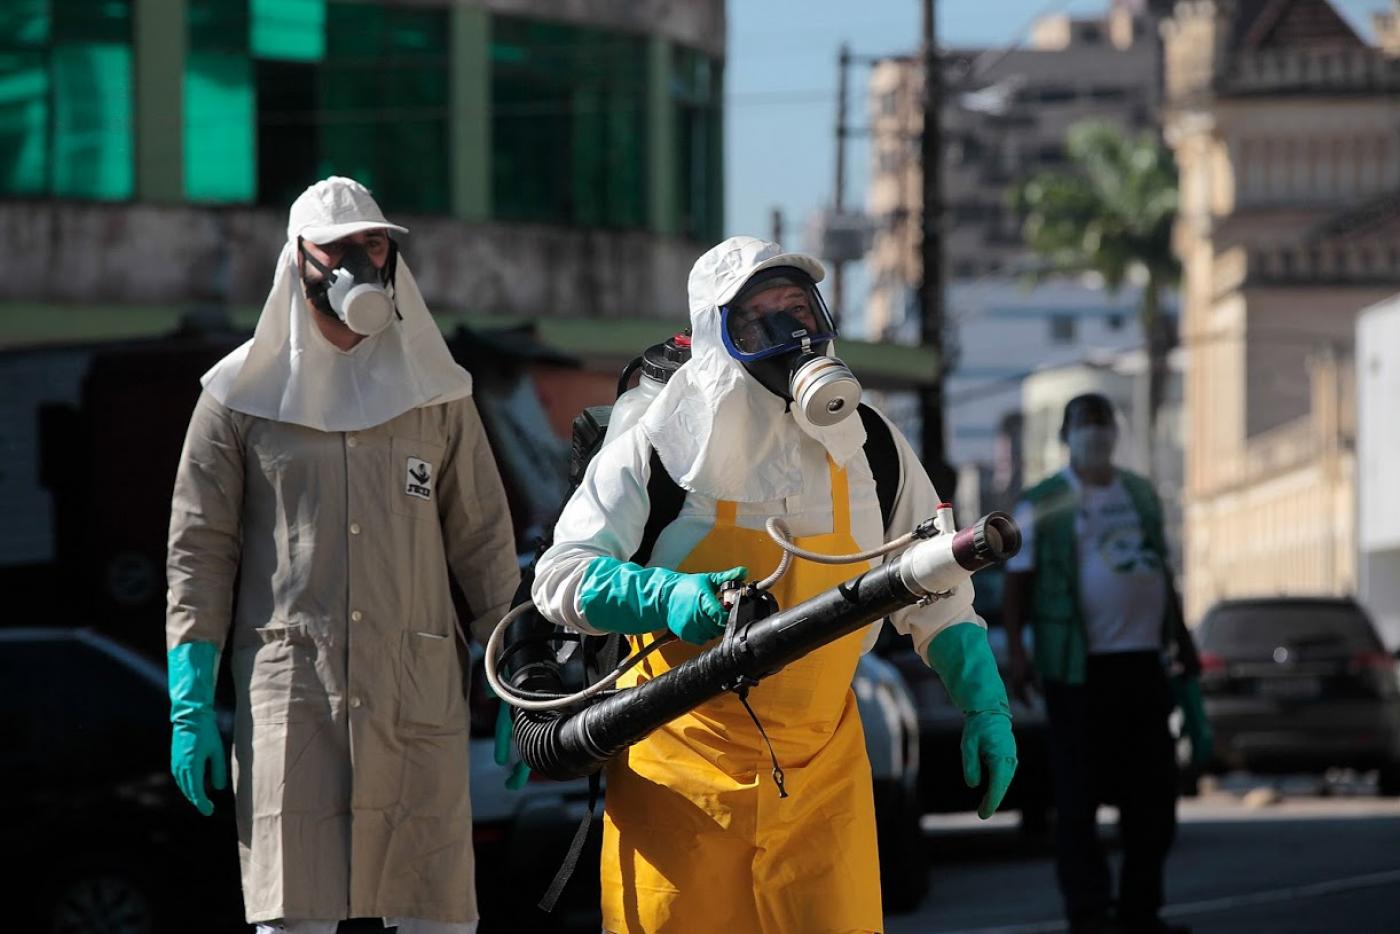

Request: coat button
left=351, top=610, right=363, bottom=622
left=347, top=436, right=359, bottom=448
left=350, top=697, right=362, bottom=709
left=350, top=522, right=361, bottom=535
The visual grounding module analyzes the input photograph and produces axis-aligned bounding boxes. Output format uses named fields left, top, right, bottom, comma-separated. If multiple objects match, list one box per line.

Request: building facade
left=1357, top=292, right=1400, bottom=648
left=0, top=0, right=725, bottom=319
left=1161, top=0, right=1400, bottom=621
left=864, top=0, right=1163, bottom=471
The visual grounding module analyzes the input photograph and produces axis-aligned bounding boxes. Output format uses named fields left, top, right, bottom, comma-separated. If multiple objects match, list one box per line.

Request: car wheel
left=873, top=778, right=929, bottom=914
left=48, top=873, right=155, bottom=934
left=1378, top=762, right=1400, bottom=797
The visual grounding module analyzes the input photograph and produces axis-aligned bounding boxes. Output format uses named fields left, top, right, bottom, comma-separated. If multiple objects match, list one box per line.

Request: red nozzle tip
left=937, top=502, right=953, bottom=510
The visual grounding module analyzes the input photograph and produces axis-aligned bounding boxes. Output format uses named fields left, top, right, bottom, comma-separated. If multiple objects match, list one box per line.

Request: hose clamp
left=913, top=517, right=941, bottom=540
left=916, top=588, right=955, bottom=606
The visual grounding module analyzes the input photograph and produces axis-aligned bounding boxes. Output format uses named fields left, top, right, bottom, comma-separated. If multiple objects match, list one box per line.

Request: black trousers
left=1043, top=651, right=1179, bottom=927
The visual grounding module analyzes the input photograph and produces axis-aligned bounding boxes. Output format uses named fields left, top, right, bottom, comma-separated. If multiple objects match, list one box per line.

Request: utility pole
left=770, top=207, right=784, bottom=246
left=832, top=42, right=851, bottom=327
left=918, top=0, right=954, bottom=496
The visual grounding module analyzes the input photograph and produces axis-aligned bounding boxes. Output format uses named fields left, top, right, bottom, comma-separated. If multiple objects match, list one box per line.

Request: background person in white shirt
left=1003, top=393, right=1210, bottom=934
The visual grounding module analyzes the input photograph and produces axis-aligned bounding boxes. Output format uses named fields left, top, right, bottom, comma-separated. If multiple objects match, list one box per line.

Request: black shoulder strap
left=857, top=403, right=900, bottom=531
left=632, top=448, right=685, bottom=566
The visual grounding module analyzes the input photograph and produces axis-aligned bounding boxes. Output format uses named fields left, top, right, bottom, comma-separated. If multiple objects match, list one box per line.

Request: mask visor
left=721, top=276, right=836, bottom=362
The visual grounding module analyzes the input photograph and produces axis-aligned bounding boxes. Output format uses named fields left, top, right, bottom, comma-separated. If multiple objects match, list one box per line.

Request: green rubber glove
left=578, top=556, right=747, bottom=645
left=926, top=622, right=1018, bottom=819
left=168, top=641, right=228, bottom=817
left=490, top=686, right=530, bottom=790
left=1172, top=674, right=1214, bottom=769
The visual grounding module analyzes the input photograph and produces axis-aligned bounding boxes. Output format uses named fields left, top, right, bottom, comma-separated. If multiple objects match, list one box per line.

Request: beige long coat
left=166, top=390, right=519, bottom=924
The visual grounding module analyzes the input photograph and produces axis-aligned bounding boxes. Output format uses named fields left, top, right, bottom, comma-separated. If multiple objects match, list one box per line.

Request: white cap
left=287, top=176, right=409, bottom=244
left=701, top=236, right=827, bottom=309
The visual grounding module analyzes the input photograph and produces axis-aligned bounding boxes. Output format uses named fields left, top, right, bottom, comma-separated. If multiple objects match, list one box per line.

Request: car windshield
left=1200, top=604, right=1382, bottom=656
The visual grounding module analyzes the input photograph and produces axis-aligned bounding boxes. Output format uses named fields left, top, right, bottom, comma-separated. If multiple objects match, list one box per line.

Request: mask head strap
left=297, top=235, right=335, bottom=316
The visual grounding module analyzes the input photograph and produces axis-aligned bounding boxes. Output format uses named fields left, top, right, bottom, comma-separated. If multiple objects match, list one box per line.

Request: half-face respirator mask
left=298, top=235, right=401, bottom=337
left=720, top=267, right=861, bottom=427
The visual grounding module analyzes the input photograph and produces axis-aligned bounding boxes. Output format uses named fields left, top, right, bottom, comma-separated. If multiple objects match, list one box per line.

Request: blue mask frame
left=719, top=288, right=837, bottom=362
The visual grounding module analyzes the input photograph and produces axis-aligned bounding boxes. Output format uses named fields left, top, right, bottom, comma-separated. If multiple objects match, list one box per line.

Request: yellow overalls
left=602, top=458, right=883, bottom=933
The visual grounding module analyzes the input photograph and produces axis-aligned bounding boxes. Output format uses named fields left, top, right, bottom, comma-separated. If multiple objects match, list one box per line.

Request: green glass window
left=189, top=0, right=247, bottom=55
left=186, top=0, right=254, bottom=202
left=0, top=1, right=49, bottom=48
left=673, top=46, right=722, bottom=243
left=491, top=16, right=648, bottom=228
left=255, top=58, right=317, bottom=208
left=51, top=0, right=129, bottom=43
left=251, top=0, right=324, bottom=62
left=319, top=2, right=449, bottom=213
left=186, top=53, right=255, bottom=202
left=0, top=52, right=48, bottom=194
left=0, top=2, right=49, bottom=194
left=51, top=41, right=134, bottom=199
left=0, top=0, right=134, bottom=199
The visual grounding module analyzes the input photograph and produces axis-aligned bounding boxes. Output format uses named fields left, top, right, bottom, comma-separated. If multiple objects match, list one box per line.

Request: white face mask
left=1067, top=424, right=1116, bottom=471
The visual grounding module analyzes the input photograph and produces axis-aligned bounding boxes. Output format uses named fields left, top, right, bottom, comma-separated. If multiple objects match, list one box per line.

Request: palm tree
left=1010, top=121, right=1180, bottom=474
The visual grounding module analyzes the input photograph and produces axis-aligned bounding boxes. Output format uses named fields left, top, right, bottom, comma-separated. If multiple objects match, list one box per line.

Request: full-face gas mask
left=721, top=267, right=862, bottom=426
left=298, top=235, right=401, bottom=336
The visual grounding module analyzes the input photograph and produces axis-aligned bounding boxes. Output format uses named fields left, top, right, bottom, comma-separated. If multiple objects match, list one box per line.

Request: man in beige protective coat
left=165, top=176, right=519, bottom=933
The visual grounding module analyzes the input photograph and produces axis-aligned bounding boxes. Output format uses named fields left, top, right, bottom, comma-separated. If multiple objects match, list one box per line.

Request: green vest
left=1022, top=468, right=1180, bottom=685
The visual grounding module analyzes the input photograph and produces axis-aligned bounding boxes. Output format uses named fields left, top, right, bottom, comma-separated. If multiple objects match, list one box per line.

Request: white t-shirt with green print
left=1009, top=468, right=1166, bottom=654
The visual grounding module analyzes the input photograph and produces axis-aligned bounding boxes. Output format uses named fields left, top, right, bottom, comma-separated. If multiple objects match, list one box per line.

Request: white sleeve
left=1003, top=499, right=1036, bottom=573
left=531, top=425, right=654, bottom=634
left=878, top=415, right=987, bottom=662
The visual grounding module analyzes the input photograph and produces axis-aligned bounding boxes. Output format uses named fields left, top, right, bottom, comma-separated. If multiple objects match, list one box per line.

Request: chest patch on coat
left=405, top=456, right=434, bottom=500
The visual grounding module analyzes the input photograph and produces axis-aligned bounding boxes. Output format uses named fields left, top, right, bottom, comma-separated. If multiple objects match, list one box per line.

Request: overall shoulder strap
left=632, top=447, right=685, bottom=566
left=857, top=403, right=900, bottom=531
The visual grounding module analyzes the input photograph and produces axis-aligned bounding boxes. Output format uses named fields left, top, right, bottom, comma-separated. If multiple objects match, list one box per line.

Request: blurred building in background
left=864, top=0, right=1167, bottom=502
left=1162, top=0, right=1400, bottom=621
left=0, top=0, right=727, bottom=655
left=0, top=0, right=724, bottom=321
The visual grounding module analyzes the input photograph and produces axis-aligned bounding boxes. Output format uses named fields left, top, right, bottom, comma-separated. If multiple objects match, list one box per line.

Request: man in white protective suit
left=165, top=176, right=520, bottom=934
left=526, top=236, right=1018, bottom=933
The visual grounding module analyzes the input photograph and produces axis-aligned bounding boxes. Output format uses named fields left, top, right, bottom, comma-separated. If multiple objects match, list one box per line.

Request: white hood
left=201, top=178, right=473, bottom=432
left=201, top=246, right=473, bottom=432
left=639, top=236, right=866, bottom=502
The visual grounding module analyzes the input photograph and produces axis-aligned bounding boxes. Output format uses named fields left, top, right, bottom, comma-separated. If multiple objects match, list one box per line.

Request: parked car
left=856, top=651, right=929, bottom=913
left=874, top=565, right=1054, bottom=829
left=0, top=628, right=246, bottom=934
left=1196, top=597, right=1400, bottom=793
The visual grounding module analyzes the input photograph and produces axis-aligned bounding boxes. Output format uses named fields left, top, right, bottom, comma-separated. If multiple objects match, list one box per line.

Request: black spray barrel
left=512, top=511, right=1020, bottom=781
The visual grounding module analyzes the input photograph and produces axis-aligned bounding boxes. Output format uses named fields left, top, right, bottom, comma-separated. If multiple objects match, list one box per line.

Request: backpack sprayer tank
left=496, top=333, right=692, bottom=743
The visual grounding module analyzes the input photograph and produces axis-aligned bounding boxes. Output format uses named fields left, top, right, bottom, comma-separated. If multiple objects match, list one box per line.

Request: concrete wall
left=1243, top=285, right=1396, bottom=437
left=1357, top=293, right=1400, bottom=647
left=1357, top=293, right=1400, bottom=550
left=0, top=201, right=702, bottom=321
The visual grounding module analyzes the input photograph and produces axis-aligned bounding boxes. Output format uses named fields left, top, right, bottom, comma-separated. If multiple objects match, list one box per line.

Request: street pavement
left=886, top=773, right=1400, bottom=933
